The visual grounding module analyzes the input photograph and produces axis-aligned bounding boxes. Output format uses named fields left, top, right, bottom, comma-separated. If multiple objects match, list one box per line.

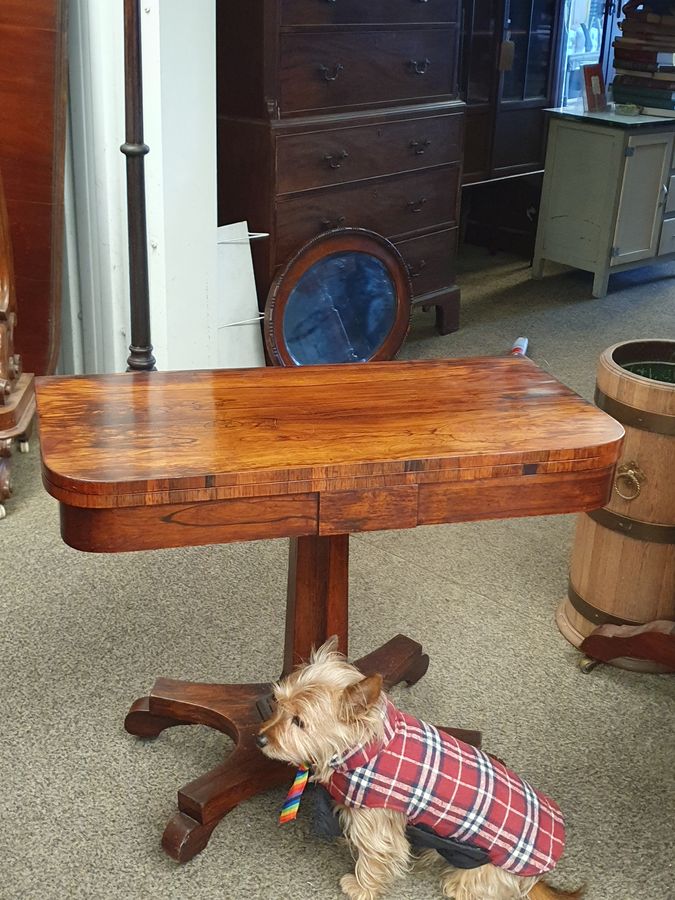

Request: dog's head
left=256, top=638, right=384, bottom=776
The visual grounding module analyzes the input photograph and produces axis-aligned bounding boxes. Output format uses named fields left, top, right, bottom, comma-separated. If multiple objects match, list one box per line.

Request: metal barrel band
left=594, top=388, right=675, bottom=436
left=567, top=582, right=641, bottom=628
left=588, top=508, right=675, bottom=545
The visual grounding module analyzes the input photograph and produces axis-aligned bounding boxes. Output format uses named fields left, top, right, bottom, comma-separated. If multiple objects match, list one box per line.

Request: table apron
left=57, top=467, right=615, bottom=553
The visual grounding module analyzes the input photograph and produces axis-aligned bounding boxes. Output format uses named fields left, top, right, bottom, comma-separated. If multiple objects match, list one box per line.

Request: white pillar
left=142, top=0, right=217, bottom=372
left=64, top=0, right=217, bottom=374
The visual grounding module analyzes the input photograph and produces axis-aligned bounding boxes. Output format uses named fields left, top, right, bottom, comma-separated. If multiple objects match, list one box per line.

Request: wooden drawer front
left=276, top=166, right=459, bottom=262
left=418, top=470, right=615, bottom=527
left=658, top=216, right=675, bottom=256
left=60, top=495, right=319, bottom=553
left=395, top=228, right=457, bottom=297
left=281, top=0, right=459, bottom=26
left=666, top=175, right=675, bottom=215
left=319, top=486, right=419, bottom=536
left=280, top=30, right=457, bottom=115
left=277, top=113, right=462, bottom=195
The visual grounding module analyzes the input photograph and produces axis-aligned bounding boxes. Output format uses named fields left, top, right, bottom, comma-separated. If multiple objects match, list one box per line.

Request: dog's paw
left=340, top=873, right=376, bottom=900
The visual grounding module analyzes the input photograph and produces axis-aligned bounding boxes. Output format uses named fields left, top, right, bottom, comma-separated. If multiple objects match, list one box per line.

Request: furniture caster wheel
left=579, top=656, right=600, bottom=674
left=0, top=504, right=6, bottom=520
left=19, top=441, right=30, bottom=453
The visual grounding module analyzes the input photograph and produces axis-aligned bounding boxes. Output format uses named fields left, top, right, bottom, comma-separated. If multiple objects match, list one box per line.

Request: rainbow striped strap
left=279, top=766, right=310, bottom=824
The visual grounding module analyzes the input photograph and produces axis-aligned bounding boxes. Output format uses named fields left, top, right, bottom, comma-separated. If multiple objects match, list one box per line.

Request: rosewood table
left=36, top=357, right=623, bottom=862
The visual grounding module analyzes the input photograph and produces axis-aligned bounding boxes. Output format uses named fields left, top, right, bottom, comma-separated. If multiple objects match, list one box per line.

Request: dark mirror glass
left=282, top=251, right=397, bottom=365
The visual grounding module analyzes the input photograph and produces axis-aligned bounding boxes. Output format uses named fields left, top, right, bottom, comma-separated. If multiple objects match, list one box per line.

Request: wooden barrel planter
left=558, top=340, right=675, bottom=672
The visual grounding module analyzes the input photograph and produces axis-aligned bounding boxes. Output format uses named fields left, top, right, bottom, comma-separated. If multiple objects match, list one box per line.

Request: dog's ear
left=310, top=636, right=341, bottom=665
left=340, top=674, right=383, bottom=721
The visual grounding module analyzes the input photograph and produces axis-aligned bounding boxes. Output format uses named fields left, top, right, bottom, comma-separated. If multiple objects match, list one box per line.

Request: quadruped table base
left=124, top=535, right=481, bottom=863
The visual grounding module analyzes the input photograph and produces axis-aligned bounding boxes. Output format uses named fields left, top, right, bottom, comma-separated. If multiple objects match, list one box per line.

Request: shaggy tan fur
left=258, top=639, right=582, bottom=900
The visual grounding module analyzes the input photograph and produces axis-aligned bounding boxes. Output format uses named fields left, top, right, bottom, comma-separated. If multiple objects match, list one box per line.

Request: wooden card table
left=36, top=357, right=623, bottom=862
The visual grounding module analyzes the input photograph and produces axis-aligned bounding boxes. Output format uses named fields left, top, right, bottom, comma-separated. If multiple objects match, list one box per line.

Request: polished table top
left=36, top=357, right=623, bottom=552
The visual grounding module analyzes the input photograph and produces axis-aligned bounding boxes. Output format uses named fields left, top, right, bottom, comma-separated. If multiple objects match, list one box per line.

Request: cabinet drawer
left=280, top=30, right=457, bottom=115
left=276, top=166, right=459, bottom=262
left=666, top=174, right=675, bottom=215
left=658, top=216, right=675, bottom=256
left=281, top=0, right=459, bottom=26
left=277, top=113, right=463, bottom=194
left=395, top=228, right=458, bottom=296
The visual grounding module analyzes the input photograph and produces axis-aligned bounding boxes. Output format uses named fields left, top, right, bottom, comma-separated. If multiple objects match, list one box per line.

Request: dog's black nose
left=256, top=733, right=268, bottom=749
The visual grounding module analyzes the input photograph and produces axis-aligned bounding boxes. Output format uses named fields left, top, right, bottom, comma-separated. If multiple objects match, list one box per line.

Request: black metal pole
left=121, top=0, right=156, bottom=371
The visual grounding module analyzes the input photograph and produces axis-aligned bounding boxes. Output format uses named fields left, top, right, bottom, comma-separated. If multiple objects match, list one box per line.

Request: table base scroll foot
left=355, top=634, right=430, bottom=689
left=356, top=636, right=481, bottom=748
left=162, top=812, right=219, bottom=863
left=125, top=697, right=183, bottom=739
left=125, top=679, right=292, bottom=863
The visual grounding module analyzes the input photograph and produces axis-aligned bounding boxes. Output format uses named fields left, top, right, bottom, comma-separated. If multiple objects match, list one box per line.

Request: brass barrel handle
left=614, top=463, right=645, bottom=501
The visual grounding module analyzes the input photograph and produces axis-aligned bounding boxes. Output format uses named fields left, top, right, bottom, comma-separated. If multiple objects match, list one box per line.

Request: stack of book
left=612, top=3, right=675, bottom=116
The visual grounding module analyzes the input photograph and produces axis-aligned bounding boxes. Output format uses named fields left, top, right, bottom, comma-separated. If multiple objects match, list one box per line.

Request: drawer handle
left=320, top=216, right=346, bottom=230
left=407, top=259, right=427, bottom=278
left=408, top=58, right=431, bottom=76
left=324, top=150, right=349, bottom=170
left=319, top=63, right=344, bottom=82
left=409, top=138, right=431, bottom=155
left=407, top=197, right=427, bottom=214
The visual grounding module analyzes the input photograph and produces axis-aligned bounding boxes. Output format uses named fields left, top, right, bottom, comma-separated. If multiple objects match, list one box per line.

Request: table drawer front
left=60, top=495, right=319, bottom=553
left=418, top=470, right=615, bottom=526
left=319, top=486, right=418, bottom=535
left=277, top=113, right=463, bottom=195
left=281, top=0, right=459, bottom=26
left=659, top=216, right=675, bottom=256
left=280, top=30, right=457, bottom=115
left=276, top=166, right=459, bottom=262
left=396, top=227, right=457, bottom=297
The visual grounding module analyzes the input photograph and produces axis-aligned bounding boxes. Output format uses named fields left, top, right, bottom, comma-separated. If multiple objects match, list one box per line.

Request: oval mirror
left=264, top=229, right=411, bottom=366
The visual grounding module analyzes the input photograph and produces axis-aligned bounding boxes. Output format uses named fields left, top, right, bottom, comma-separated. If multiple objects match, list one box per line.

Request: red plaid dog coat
left=326, top=699, right=566, bottom=877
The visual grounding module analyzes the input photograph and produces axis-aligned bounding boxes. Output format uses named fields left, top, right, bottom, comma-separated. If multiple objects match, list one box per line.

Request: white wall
left=62, top=0, right=217, bottom=374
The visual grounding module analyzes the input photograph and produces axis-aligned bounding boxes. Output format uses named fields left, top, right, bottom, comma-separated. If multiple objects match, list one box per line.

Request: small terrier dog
left=257, top=639, right=582, bottom=900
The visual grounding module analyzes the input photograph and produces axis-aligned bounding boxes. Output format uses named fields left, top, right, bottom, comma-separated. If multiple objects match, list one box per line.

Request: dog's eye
left=291, top=715, right=304, bottom=729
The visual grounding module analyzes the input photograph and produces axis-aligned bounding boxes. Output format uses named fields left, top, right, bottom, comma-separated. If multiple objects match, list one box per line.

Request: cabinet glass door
left=501, top=0, right=556, bottom=103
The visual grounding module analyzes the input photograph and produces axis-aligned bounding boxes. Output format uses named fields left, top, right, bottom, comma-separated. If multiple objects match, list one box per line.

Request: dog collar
left=279, top=765, right=310, bottom=824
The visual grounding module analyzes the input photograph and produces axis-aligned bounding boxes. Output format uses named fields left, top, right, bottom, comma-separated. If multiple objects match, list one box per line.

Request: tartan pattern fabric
left=326, top=700, right=565, bottom=877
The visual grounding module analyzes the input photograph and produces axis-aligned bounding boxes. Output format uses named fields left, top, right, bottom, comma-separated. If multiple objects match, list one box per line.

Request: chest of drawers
left=217, top=0, right=465, bottom=335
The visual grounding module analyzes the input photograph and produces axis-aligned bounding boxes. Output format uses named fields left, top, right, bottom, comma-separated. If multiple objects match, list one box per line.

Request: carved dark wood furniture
left=459, top=0, right=562, bottom=185
left=36, top=356, right=623, bottom=861
left=0, top=0, right=68, bottom=375
left=581, top=621, right=675, bottom=674
left=0, top=171, right=35, bottom=520
left=216, top=0, right=465, bottom=335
